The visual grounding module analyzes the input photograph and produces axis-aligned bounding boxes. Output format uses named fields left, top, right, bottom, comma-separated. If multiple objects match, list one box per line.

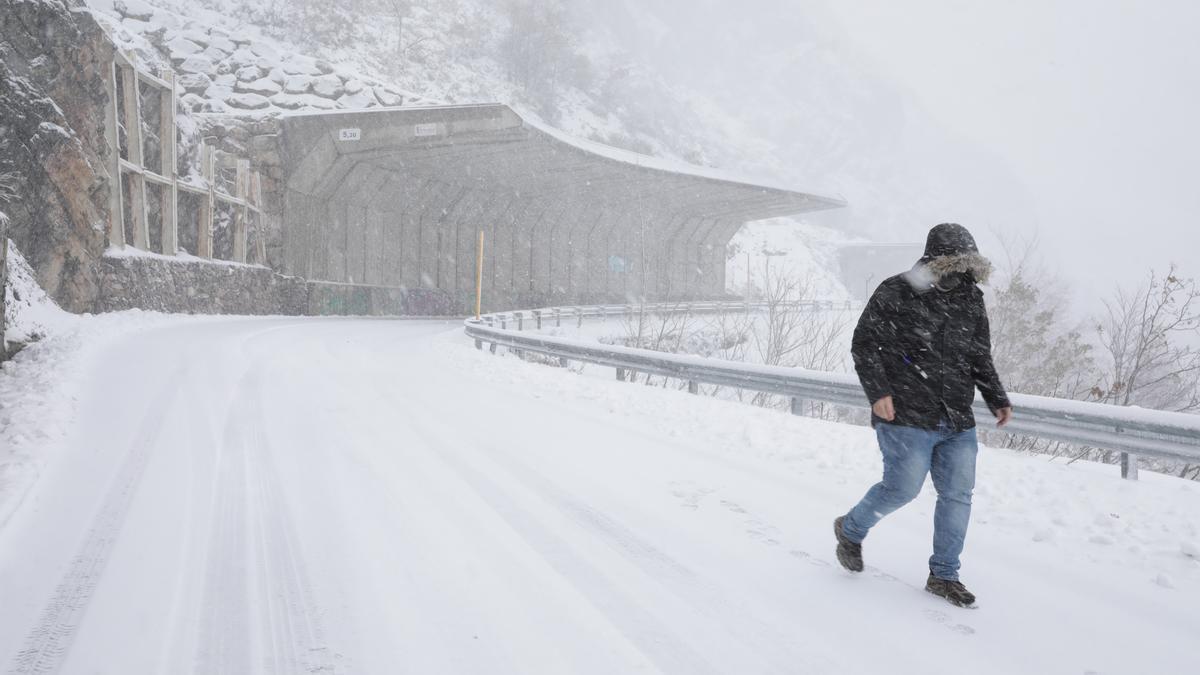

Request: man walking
left=834, top=223, right=1013, bottom=608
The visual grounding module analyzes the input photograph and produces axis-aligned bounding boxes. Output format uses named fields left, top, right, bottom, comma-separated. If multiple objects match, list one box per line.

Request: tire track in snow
left=8, top=368, right=184, bottom=675
left=369, top=397, right=713, bottom=674
left=193, top=364, right=335, bottom=674
left=388, top=388, right=836, bottom=674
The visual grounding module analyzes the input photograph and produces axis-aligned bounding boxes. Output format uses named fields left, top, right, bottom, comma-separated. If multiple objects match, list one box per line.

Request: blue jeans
left=842, top=421, right=978, bottom=580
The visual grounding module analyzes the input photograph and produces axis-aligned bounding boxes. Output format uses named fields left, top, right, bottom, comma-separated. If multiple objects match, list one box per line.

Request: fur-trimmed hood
left=903, top=253, right=994, bottom=289
left=904, top=222, right=994, bottom=287
left=924, top=252, right=993, bottom=285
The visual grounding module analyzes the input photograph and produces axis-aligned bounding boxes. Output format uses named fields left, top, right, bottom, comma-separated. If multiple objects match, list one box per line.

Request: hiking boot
left=925, top=573, right=977, bottom=607
left=833, top=516, right=863, bottom=572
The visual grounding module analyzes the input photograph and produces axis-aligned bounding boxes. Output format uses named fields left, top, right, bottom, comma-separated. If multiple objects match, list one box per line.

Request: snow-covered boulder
left=236, top=65, right=263, bottom=82
left=236, top=78, right=282, bottom=96
left=177, top=72, right=213, bottom=94
left=373, top=86, right=403, bottom=107
left=250, top=40, right=279, bottom=60
left=270, top=93, right=338, bottom=111
left=343, top=79, right=365, bottom=96
left=180, top=28, right=211, bottom=47
left=283, top=76, right=311, bottom=95
left=202, top=45, right=231, bottom=63
left=180, top=92, right=205, bottom=112
left=165, top=36, right=203, bottom=57
left=226, top=93, right=271, bottom=111
left=311, top=74, right=344, bottom=99
left=228, top=47, right=257, bottom=67
left=114, top=0, right=156, bottom=22
left=212, top=73, right=236, bottom=88
left=207, top=33, right=236, bottom=54
left=282, top=58, right=321, bottom=76
left=177, top=55, right=214, bottom=75
left=204, top=84, right=234, bottom=102
left=338, top=90, right=377, bottom=109
left=196, top=98, right=229, bottom=114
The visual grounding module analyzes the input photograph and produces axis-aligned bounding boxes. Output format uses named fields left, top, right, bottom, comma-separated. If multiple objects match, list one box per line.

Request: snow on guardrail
left=465, top=302, right=1200, bottom=475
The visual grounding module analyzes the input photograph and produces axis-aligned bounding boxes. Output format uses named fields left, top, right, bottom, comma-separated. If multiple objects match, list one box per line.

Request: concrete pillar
left=481, top=197, right=517, bottom=311
left=702, top=219, right=743, bottom=295
left=492, top=197, right=534, bottom=310
left=415, top=182, right=463, bottom=289
left=669, top=217, right=711, bottom=299
left=455, top=190, right=503, bottom=301
left=568, top=211, right=602, bottom=299
left=530, top=202, right=570, bottom=302
left=510, top=200, right=553, bottom=305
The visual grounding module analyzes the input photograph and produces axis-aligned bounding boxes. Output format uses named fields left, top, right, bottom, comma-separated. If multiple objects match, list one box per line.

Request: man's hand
left=994, top=406, right=1014, bottom=428
left=872, top=395, right=896, bottom=421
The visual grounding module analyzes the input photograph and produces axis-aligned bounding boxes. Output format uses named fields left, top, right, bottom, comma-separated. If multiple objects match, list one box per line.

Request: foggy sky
left=584, top=0, right=1200, bottom=303
left=822, top=0, right=1200, bottom=300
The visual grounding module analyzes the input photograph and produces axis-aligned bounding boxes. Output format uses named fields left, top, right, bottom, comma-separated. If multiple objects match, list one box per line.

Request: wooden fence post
left=233, top=158, right=249, bottom=263
left=103, top=58, right=125, bottom=248
left=253, top=171, right=266, bottom=264
left=159, top=70, right=178, bottom=254
left=198, top=143, right=214, bottom=258
left=119, top=64, right=149, bottom=249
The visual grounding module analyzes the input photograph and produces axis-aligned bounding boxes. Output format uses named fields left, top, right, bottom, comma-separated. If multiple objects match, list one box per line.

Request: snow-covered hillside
left=86, top=0, right=932, bottom=298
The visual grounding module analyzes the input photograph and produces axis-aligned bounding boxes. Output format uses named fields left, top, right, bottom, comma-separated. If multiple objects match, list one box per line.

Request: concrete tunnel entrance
left=277, top=104, right=844, bottom=314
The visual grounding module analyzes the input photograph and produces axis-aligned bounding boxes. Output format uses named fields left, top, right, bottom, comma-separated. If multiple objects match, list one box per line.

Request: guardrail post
left=475, top=338, right=482, bottom=350
left=576, top=308, right=583, bottom=328
left=616, top=367, right=626, bottom=381
left=534, top=310, right=542, bottom=330
left=554, top=308, right=561, bottom=327
left=688, top=380, right=699, bottom=395
left=1121, top=452, right=1139, bottom=480
left=790, top=397, right=805, bottom=416
left=516, top=312, right=524, bottom=331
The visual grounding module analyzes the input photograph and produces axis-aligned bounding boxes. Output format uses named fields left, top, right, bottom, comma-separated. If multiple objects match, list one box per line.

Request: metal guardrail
left=464, top=302, right=1200, bottom=479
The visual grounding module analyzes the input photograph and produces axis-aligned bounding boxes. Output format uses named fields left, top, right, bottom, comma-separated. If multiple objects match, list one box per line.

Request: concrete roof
left=279, top=103, right=845, bottom=223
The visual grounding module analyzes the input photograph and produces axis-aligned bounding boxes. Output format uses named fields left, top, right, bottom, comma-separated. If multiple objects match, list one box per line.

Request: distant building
left=838, top=243, right=924, bottom=301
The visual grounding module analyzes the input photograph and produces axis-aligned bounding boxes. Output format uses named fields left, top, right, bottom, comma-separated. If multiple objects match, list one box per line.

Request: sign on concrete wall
left=413, top=123, right=439, bottom=138
left=338, top=128, right=362, bottom=141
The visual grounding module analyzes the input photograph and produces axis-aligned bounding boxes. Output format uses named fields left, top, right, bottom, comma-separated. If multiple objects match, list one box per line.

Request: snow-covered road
left=1, top=318, right=1197, bottom=674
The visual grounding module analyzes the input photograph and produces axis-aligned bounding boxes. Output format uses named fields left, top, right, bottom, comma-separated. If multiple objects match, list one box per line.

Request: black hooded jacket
left=851, top=224, right=1011, bottom=431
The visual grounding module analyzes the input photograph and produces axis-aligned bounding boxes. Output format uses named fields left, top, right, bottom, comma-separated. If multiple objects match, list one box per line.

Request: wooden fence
left=102, top=50, right=265, bottom=264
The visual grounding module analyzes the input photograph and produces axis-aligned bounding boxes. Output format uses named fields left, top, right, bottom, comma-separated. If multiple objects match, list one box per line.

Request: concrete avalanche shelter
left=279, top=104, right=844, bottom=312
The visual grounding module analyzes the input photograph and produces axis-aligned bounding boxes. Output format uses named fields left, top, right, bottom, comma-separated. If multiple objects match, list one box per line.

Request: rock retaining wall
left=96, top=255, right=458, bottom=317
left=96, top=255, right=306, bottom=315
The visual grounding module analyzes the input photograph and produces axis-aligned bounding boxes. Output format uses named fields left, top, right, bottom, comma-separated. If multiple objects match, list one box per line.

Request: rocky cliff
left=0, top=0, right=117, bottom=312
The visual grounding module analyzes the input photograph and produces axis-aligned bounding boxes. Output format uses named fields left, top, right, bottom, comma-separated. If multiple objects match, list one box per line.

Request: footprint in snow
left=720, top=500, right=747, bottom=514
left=922, top=608, right=976, bottom=635
left=789, top=550, right=831, bottom=567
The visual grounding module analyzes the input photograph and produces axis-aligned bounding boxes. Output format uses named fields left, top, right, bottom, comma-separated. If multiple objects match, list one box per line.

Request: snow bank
left=438, top=330, right=1200, bottom=596
left=0, top=259, right=221, bottom=529
left=3, top=241, right=71, bottom=348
